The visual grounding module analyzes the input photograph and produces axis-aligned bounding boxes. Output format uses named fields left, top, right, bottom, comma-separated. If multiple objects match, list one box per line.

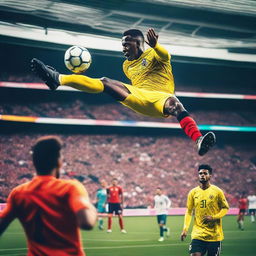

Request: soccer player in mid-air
left=31, top=28, right=216, bottom=156
left=180, top=164, right=229, bottom=256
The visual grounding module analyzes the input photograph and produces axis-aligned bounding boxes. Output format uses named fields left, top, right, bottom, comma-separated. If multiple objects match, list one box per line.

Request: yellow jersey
left=185, top=185, right=229, bottom=241
left=122, top=44, right=175, bottom=94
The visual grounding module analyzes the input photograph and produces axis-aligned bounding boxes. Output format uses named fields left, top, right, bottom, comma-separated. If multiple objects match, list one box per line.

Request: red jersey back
left=0, top=175, right=90, bottom=256
left=107, top=186, right=123, bottom=203
left=239, top=198, right=247, bottom=210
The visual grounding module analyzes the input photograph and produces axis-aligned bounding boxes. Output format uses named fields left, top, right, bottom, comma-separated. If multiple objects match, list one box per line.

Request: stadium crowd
left=0, top=97, right=255, bottom=126
left=1, top=134, right=255, bottom=207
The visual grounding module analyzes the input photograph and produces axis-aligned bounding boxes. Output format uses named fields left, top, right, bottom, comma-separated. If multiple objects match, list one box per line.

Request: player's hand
left=202, top=215, right=214, bottom=224
left=145, top=28, right=159, bottom=48
left=180, top=230, right=187, bottom=241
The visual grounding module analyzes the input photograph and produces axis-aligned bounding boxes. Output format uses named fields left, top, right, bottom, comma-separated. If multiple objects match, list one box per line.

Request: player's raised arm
left=145, top=28, right=158, bottom=48
left=146, top=28, right=170, bottom=62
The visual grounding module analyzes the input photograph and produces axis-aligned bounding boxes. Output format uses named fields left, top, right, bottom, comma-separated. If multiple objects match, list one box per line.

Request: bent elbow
left=76, top=207, right=97, bottom=231
left=79, top=222, right=94, bottom=230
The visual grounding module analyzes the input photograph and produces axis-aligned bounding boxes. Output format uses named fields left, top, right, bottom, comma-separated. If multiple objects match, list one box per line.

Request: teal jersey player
left=96, top=180, right=108, bottom=230
left=97, top=188, right=107, bottom=213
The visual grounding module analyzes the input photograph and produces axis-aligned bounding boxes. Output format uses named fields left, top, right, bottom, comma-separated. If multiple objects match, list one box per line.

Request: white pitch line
left=83, top=239, right=152, bottom=242
left=85, top=243, right=184, bottom=250
left=0, top=243, right=181, bottom=252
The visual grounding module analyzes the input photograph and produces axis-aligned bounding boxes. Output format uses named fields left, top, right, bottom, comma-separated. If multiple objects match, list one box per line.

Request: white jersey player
left=153, top=188, right=171, bottom=242
left=247, top=193, right=256, bottom=223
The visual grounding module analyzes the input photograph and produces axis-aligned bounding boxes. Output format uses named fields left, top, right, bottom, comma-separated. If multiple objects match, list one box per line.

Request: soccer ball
left=64, top=46, right=92, bottom=73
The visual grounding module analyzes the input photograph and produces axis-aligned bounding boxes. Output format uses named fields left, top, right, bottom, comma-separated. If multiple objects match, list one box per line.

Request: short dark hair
left=32, top=136, right=62, bottom=175
left=123, top=29, right=144, bottom=41
left=198, top=164, right=212, bottom=174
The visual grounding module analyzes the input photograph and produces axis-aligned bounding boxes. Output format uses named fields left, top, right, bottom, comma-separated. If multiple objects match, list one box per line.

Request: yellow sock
left=60, top=74, right=104, bottom=93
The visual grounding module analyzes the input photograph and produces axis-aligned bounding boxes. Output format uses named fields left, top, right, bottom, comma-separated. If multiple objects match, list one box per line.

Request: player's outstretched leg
left=31, top=58, right=104, bottom=93
left=164, top=96, right=216, bottom=156
left=31, top=58, right=60, bottom=90
left=196, top=132, right=216, bottom=156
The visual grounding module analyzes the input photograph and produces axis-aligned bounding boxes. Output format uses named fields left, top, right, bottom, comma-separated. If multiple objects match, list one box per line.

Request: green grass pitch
left=0, top=216, right=255, bottom=256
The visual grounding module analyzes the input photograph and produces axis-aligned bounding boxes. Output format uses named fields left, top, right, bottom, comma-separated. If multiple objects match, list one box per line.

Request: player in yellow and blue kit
left=96, top=180, right=108, bottom=230
left=31, top=28, right=215, bottom=156
left=181, top=164, right=229, bottom=256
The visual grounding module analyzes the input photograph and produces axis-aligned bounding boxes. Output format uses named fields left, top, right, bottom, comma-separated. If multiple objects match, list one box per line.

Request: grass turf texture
left=0, top=216, right=255, bottom=256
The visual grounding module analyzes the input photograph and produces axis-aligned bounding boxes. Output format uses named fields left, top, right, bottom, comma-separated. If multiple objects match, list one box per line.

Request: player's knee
left=100, top=77, right=112, bottom=86
left=164, top=97, right=185, bottom=116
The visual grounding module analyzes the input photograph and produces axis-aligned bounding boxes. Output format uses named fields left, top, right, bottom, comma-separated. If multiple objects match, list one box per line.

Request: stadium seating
left=1, top=134, right=255, bottom=207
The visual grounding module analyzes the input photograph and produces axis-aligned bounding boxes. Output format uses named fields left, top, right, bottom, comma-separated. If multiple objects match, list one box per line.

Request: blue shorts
left=157, top=214, right=167, bottom=225
left=108, top=203, right=122, bottom=215
left=249, top=209, right=256, bottom=214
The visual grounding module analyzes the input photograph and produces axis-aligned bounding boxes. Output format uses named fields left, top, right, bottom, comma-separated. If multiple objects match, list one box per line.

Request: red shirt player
left=237, top=192, right=248, bottom=230
left=106, top=178, right=127, bottom=233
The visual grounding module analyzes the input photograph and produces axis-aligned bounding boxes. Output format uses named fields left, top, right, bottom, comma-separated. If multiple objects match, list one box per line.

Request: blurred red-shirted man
left=0, top=136, right=97, bottom=256
left=107, top=178, right=127, bottom=233
left=237, top=192, right=247, bottom=230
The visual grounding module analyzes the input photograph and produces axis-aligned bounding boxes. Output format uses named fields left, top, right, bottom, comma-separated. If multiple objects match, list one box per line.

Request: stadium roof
left=0, top=0, right=256, bottom=63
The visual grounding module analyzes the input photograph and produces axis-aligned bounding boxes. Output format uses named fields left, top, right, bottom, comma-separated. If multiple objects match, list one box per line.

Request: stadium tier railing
left=1, top=114, right=256, bottom=132
left=1, top=81, right=256, bottom=100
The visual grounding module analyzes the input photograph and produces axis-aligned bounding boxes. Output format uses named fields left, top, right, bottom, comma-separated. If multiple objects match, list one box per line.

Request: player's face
left=112, top=179, right=118, bottom=186
left=156, top=188, right=162, bottom=195
left=198, top=169, right=211, bottom=184
left=101, top=180, right=107, bottom=188
left=122, top=35, right=140, bottom=61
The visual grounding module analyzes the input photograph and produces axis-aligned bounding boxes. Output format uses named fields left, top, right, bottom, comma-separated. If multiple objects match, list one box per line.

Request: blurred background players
left=96, top=180, right=108, bottom=230
left=237, top=192, right=247, bottom=230
left=181, top=164, right=229, bottom=256
left=0, top=136, right=97, bottom=256
left=107, top=178, right=126, bottom=233
left=154, top=187, right=171, bottom=242
left=247, top=191, right=256, bottom=223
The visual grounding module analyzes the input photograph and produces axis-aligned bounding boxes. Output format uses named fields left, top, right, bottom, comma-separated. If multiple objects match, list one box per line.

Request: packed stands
left=1, top=134, right=255, bottom=208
